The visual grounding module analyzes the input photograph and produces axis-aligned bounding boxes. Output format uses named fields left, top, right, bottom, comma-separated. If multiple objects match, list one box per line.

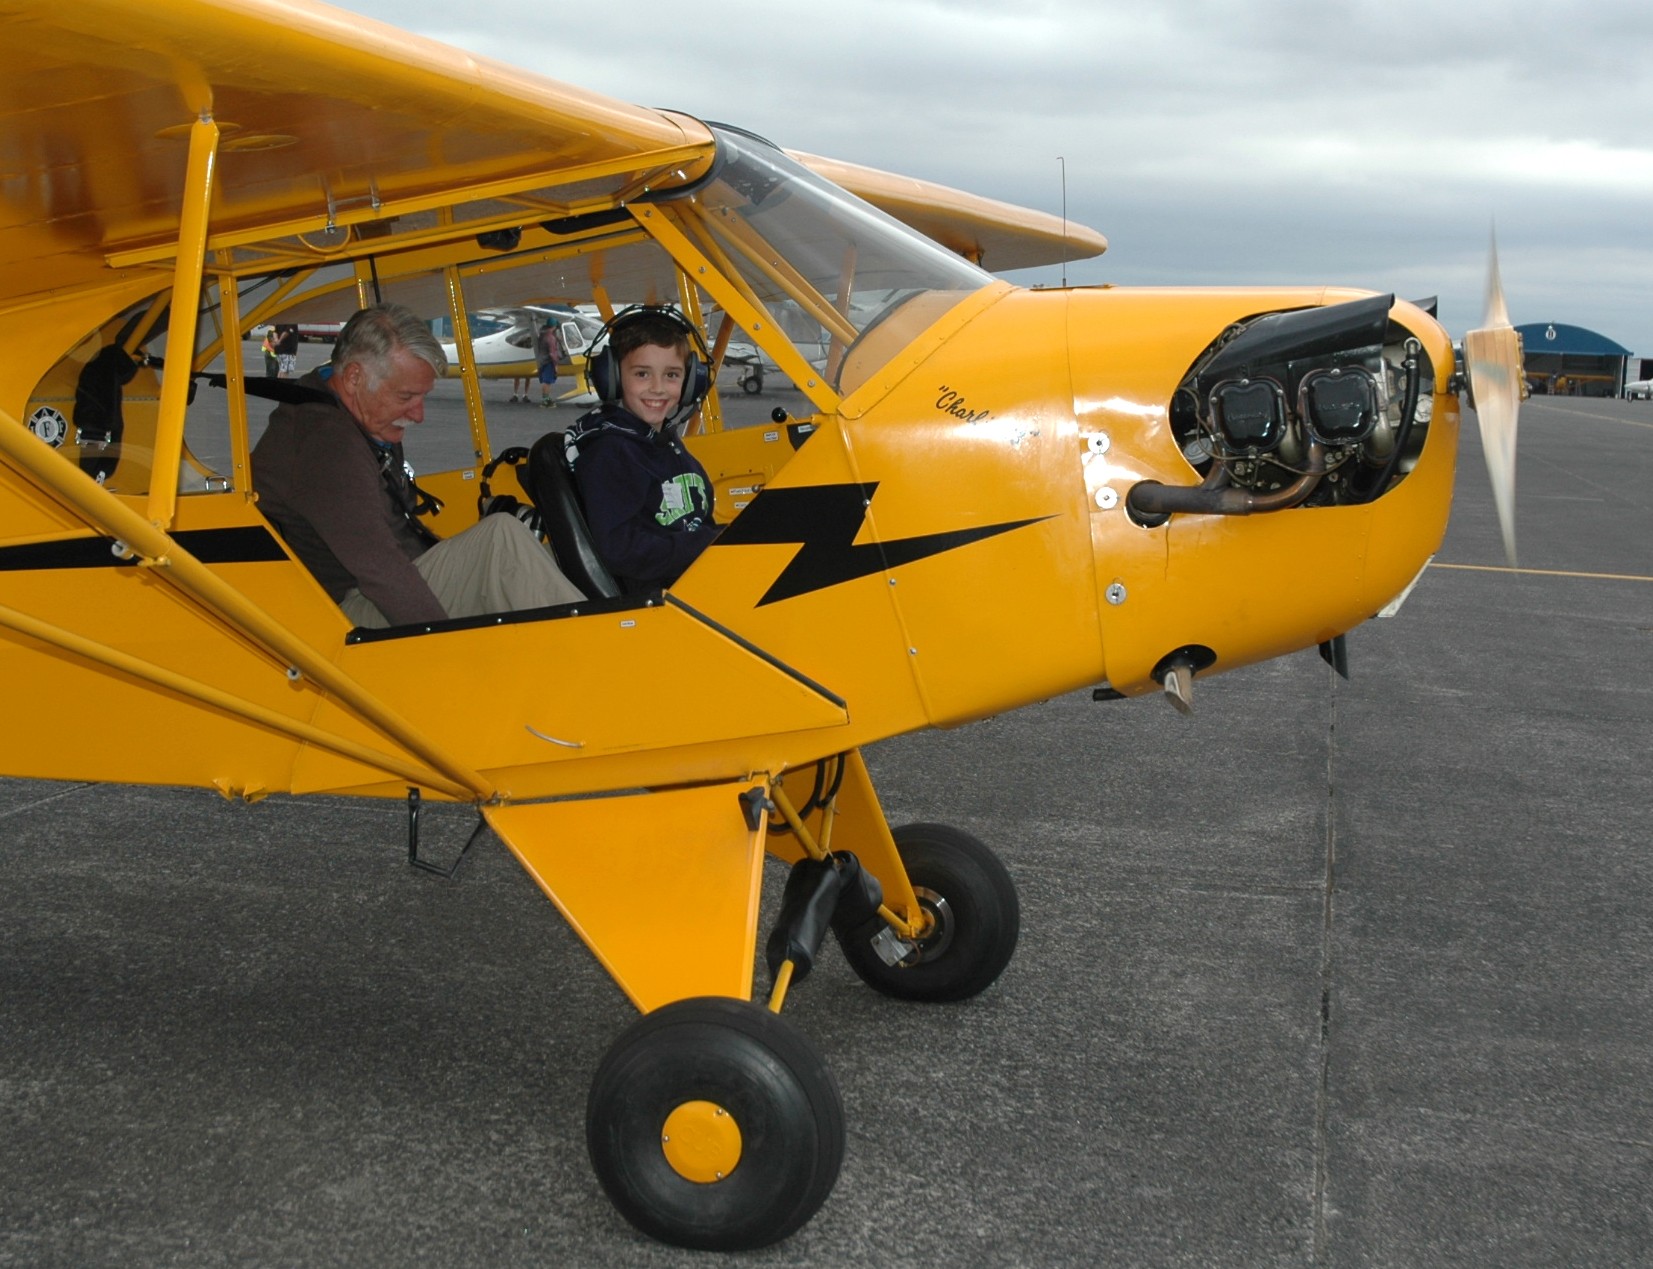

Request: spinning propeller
left=1460, top=233, right=1523, bottom=566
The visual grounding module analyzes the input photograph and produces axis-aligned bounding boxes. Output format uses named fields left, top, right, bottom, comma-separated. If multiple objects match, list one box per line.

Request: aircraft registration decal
left=715, top=482, right=1051, bottom=607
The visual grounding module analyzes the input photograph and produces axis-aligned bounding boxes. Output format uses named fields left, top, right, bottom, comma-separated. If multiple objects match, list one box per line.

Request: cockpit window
left=660, top=127, right=993, bottom=390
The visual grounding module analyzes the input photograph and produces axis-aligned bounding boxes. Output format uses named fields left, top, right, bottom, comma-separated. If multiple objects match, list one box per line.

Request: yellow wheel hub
left=660, top=1100, right=743, bottom=1183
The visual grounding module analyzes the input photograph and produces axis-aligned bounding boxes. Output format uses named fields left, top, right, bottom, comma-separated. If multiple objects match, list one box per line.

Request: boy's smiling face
left=618, top=342, right=687, bottom=430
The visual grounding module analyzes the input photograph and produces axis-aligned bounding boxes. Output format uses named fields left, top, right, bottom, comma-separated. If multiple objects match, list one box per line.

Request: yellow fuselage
left=0, top=281, right=1455, bottom=805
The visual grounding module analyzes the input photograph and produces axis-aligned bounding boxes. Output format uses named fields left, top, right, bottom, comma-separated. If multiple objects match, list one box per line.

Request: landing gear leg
left=836, top=822, right=1020, bottom=1002
left=767, top=753, right=1021, bottom=1003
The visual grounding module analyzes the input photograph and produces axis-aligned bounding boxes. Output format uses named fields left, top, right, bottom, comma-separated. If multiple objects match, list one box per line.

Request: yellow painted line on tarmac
left=1562, top=411, right=1653, bottom=431
left=1431, top=562, right=1653, bottom=584
left=1528, top=403, right=1653, bottom=430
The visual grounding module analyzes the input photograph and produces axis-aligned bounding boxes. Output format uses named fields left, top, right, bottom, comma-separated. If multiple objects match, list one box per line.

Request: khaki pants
left=342, top=514, right=584, bottom=628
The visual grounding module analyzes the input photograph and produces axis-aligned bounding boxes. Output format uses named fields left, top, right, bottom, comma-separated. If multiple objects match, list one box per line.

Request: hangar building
left=1516, top=322, right=1633, bottom=397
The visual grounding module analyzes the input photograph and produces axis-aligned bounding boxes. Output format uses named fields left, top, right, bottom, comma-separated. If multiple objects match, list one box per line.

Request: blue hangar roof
left=1516, top=323, right=1631, bottom=357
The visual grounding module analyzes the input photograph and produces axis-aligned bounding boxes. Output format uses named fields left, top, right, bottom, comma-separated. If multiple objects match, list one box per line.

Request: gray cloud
left=335, top=0, right=1653, bottom=351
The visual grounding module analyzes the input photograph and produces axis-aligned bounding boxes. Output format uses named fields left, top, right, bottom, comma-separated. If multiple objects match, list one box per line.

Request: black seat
left=526, top=432, right=622, bottom=600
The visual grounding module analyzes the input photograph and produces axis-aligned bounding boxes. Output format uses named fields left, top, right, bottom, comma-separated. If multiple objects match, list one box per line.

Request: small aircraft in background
left=0, top=0, right=1520, bottom=1251
left=434, top=304, right=605, bottom=388
left=721, top=339, right=770, bottom=394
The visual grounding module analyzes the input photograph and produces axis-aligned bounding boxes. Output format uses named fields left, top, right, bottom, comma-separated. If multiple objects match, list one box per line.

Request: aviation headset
left=586, top=305, right=712, bottom=423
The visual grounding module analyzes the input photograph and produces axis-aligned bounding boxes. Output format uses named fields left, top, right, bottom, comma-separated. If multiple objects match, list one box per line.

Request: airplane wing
left=794, top=152, right=1108, bottom=272
left=0, top=0, right=1102, bottom=314
left=0, top=0, right=717, bottom=305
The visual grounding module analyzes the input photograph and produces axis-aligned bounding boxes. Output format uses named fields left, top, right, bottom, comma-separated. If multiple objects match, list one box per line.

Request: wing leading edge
left=796, top=151, right=1108, bottom=273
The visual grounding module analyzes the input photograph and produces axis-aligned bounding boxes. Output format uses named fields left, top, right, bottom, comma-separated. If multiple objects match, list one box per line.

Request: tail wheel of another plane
left=837, top=823, right=1020, bottom=1002
left=585, top=996, right=844, bottom=1251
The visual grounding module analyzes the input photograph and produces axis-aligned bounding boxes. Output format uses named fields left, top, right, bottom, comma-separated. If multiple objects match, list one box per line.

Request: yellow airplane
left=0, top=0, right=1521, bottom=1250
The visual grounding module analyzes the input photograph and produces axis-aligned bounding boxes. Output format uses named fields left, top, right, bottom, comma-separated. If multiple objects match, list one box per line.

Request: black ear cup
left=589, top=341, right=620, bottom=402
left=681, top=350, right=709, bottom=410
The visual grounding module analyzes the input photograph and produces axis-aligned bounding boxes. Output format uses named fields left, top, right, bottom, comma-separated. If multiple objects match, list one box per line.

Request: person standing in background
left=536, top=319, right=563, bottom=408
left=274, top=324, right=300, bottom=378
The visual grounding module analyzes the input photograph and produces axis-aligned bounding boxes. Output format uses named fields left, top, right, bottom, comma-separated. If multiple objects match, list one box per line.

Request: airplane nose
left=1061, top=286, right=1462, bottom=701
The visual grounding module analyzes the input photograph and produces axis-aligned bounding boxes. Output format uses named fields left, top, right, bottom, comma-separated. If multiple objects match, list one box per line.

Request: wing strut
left=148, top=114, right=219, bottom=532
left=0, top=404, right=494, bottom=802
left=0, top=599, right=474, bottom=800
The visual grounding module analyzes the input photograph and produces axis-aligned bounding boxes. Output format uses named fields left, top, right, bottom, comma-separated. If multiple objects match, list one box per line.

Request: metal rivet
left=1106, top=582, right=1128, bottom=605
left=1096, top=487, right=1118, bottom=510
left=1088, top=433, right=1111, bottom=454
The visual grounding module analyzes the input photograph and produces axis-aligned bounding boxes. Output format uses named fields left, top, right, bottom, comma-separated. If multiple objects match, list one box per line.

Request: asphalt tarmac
left=3, top=391, right=1650, bottom=1266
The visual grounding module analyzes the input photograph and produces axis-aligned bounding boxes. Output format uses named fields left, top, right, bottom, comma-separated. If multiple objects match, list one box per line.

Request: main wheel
left=837, top=822, right=1019, bottom=1002
left=586, top=997, right=844, bottom=1251
left=742, top=372, right=763, bottom=394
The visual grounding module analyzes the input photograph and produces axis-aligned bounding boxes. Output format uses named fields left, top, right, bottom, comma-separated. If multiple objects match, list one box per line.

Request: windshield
left=662, top=126, right=993, bottom=390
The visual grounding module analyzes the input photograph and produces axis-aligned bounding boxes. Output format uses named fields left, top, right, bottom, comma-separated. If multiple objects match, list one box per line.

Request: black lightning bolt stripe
left=716, top=482, right=1051, bottom=607
left=0, top=526, right=289, bottom=572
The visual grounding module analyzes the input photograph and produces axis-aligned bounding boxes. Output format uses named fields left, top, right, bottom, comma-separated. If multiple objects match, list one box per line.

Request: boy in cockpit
left=565, top=308, right=719, bottom=593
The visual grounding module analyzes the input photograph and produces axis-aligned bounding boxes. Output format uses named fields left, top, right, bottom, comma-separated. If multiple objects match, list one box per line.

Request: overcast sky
left=332, top=0, right=1652, bottom=355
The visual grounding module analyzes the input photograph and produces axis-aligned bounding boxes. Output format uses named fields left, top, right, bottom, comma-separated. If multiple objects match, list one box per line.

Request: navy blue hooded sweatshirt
left=568, top=404, right=718, bottom=593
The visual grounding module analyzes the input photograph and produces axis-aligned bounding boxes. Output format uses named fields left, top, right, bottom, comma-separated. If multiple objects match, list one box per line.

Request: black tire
left=742, top=373, right=763, bottom=395
left=837, top=823, right=1019, bottom=1002
left=586, top=997, right=844, bottom=1251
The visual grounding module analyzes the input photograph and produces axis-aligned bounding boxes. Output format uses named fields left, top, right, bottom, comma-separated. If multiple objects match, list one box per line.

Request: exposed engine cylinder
left=1157, top=293, right=1434, bottom=515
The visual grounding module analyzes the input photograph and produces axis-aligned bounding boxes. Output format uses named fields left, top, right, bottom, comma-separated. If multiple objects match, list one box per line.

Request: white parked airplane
left=436, top=305, right=603, bottom=389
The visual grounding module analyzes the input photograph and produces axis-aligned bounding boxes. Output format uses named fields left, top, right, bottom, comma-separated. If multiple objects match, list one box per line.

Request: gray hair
left=331, top=303, right=448, bottom=384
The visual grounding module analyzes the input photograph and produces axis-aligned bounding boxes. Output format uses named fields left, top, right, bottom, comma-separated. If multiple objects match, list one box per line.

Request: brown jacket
left=251, top=374, right=447, bottom=625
